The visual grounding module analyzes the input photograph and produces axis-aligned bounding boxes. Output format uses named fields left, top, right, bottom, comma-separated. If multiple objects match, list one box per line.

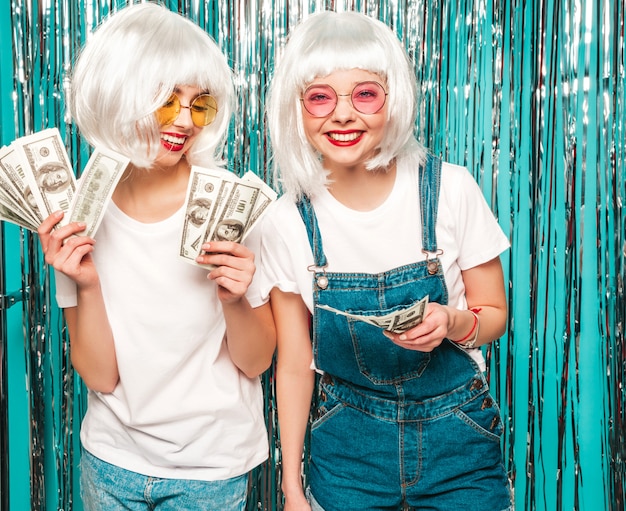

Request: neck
left=112, top=159, right=191, bottom=222
left=327, top=161, right=396, bottom=211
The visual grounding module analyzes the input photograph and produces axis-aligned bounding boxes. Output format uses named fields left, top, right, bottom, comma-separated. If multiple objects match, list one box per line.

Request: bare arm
left=222, top=300, right=276, bottom=378
left=385, top=256, right=507, bottom=351
left=63, top=299, right=118, bottom=392
left=273, top=289, right=316, bottom=511
left=39, top=211, right=119, bottom=392
left=453, top=256, right=508, bottom=346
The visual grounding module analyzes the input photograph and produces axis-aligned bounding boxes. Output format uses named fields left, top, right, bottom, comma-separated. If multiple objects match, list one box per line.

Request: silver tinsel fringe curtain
left=0, top=0, right=624, bottom=510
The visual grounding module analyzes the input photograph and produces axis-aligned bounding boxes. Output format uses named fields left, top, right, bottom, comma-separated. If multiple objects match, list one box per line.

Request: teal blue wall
left=0, top=1, right=624, bottom=510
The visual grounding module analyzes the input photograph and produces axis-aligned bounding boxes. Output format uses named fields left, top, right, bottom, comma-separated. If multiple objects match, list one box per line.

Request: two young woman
left=39, top=4, right=511, bottom=510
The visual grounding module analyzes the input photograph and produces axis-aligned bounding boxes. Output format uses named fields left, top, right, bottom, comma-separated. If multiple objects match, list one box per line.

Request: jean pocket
left=348, top=316, right=431, bottom=384
left=453, top=393, right=504, bottom=441
left=312, top=387, right=345, bottom=430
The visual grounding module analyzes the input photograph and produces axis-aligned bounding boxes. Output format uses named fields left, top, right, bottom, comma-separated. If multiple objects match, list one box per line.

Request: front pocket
left=311, top=388, right=346, bottom=430
left=453, top=393, right=504, bottom=441
left=348, top=317, right=432, bottom=385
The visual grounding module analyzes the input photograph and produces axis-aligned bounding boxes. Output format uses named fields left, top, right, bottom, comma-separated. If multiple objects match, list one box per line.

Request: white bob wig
left=69, top=2, right=234, bottom=169
left=266, top=10, right=425, bottom=199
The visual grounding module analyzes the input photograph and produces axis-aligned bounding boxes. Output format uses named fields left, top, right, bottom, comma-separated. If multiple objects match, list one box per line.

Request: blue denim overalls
left=296, top=155, right=512, bottom=511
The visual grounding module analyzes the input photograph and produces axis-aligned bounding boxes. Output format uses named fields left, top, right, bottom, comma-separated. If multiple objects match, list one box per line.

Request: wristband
left=453, top=308, right=481, bottom=349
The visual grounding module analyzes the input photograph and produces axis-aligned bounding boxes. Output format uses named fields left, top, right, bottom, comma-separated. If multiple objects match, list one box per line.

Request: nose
left=174, top=104, right=195, bottom=127
left=331, top=93, right=355, bottom=121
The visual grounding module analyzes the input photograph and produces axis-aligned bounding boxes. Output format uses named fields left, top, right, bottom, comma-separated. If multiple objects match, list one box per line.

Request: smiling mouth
left=161, top=133, right=187, bottom=146
left=327, top=131, right=362, bottom=142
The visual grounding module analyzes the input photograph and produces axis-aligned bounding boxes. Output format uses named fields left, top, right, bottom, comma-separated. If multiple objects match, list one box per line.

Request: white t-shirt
left=258, top=154, right=510, bottom=369
left=55, top=200, right=268, bottom=481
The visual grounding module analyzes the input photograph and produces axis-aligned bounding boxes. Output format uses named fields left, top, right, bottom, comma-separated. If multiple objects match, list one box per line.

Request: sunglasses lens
left=156, top=94, right=180, bottom=125
left=156, top=93, right=217, bottom=127
left=302, top=85, right=337, bottom=117
left=302, top=82, right=387, bottom=117
left=190, top=94, right=218, bottom=127
left=351, top=82, right=386, bottom=114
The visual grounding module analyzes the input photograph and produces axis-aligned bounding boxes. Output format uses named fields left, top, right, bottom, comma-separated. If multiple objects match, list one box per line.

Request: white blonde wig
left=266, top=10, right=425, bottom=199
left=69, top=2, right=234, bottom=169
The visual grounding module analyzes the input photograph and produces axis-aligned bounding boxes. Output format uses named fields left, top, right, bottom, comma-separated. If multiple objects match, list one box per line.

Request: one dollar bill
left=179, top=167, right=235, bottom=264
left=68, top=146, right=130, bottom=237
left=14, top=127, right=76, bottom=226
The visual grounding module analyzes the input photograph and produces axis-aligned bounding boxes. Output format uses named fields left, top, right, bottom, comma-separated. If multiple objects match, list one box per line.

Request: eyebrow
left=172, top=86, right=211, bottom=96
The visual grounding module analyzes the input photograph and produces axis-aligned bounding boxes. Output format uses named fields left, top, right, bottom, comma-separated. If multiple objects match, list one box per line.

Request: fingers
left=383, top=330, right=442, bottom=352
left=44, top=224, right=90, bottom=262
left=38, top=211, right=88, bottom=254
left=198, top=241, right=256, bottom=302
left=37, top=212, right=97, bottom=286
left=199, top=240, right=253, bottom=261
left=197, top=241, right=255, bottom=274
left=211, top=266, right=253, bottom=302
left=383, top=304, right=448, bottom=352
left=37, top=210, right=64, bottom=239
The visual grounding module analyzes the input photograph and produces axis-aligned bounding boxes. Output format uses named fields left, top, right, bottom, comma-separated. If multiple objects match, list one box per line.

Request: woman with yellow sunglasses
left=37, top=3, right=275, bottom=509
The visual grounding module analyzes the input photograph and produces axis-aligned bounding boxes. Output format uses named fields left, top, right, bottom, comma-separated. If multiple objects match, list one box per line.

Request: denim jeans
left=308, top=371, right=512, bottom=511
left=80, top=449, right=249, bottom=511
left=296, top=154, right=512, bottom=510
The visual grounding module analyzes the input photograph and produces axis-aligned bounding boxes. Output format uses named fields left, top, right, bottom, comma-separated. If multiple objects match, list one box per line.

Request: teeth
left=328, top=132, right=361, bottom=142
left=162, top=133, right=186, bottom=145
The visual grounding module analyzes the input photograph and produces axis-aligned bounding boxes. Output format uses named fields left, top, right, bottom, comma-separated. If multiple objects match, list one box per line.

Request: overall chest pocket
left=313, top=263, right=448, bottom=385
left=346, top=304, right=432, bottom=384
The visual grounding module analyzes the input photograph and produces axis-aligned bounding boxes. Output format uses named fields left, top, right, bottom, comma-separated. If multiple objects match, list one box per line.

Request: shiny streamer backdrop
left=0, top=0, right=624, bottom=509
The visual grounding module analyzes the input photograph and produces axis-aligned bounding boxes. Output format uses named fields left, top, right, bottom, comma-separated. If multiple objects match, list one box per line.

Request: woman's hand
left=37, top=211, right=98, bottom=288
left=197, top=241, right=255, bottom=303
left=383, top=302, right=451, bottom=352
left=383, top=257, right=508, bottom=352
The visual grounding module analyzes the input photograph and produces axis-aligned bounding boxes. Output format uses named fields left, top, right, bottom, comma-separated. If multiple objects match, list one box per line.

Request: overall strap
left=419, top=154, right=442, bottom=253
left=296, top=195, right=328, bottom=268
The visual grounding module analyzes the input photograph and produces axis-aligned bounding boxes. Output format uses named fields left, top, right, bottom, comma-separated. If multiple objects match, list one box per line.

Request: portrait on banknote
left=37, top=162, right=72, bottom=193
left=186, top=198, right=213, bottom=227
left=214, top=219, right=244, bottom=242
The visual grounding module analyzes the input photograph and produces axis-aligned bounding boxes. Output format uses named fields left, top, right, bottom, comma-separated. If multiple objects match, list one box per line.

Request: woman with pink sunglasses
left=261, top=11, right=512, bottom=511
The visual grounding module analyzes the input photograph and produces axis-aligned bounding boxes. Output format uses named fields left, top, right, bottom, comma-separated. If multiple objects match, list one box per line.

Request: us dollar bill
left=0, top=200, right=39, bottom=231
left=14, top=127, right=76, bottom=225
left=179, top=166, right=236, bottom=264
left=0, top=146, right=41, bottom=226
left=179, top=167, right=277, bottom=268
left=206, top=180, right=260, bottom=243
left=0, top=169, right=39, bottom=228
left=240, top=171, right=277, bottom=237
left=68, top=147, right=130, bottom=238
left=0, top=129, right=135, bottom=235
left=316, top=295, right=429, bottom=334
left=0, top=143, right=46, bottom=224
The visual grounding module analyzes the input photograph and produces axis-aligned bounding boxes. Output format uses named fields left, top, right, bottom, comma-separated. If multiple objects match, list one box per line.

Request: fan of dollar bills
left=179, top=166, right=277, bottom=267
left=0, top=127, right=130, bottom=236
